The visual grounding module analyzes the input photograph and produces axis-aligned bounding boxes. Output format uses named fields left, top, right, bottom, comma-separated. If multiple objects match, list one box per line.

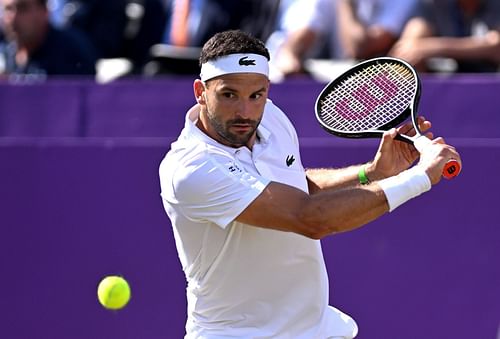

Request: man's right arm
left=236, top=131, right=461, bottom=239
left=236, top=179, right=389, bottom=239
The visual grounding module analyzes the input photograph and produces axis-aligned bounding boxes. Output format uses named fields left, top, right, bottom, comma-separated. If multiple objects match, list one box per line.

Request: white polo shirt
left=159, top=100, right=358, bottom=339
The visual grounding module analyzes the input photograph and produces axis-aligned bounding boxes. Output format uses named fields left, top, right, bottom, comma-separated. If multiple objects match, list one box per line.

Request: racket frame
left=314, top=56, right=460, bottom=179
left=314, top=57, right=423, bottom=145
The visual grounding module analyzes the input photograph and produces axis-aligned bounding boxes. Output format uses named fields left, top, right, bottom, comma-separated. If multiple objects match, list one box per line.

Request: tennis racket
left=314, top=57, right=460, bottom=179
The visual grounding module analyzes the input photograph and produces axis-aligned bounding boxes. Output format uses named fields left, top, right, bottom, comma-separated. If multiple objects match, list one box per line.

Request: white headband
left=200, top=53, right=269, bottom=81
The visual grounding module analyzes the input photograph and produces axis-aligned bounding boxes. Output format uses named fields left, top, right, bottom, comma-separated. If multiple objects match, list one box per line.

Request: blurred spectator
left=389, top=0, right=500, bottom=73
left=47, top=0, right=65, bottom=26
left=0, top=0, right=98, bottom=78
left=163, top=0, right=280, bottom=47
left=269, top=0, right=419, bottom=77
left=59, top=0, right=167, bottom=74
left=146, top=0, right=281, bottom=76
left=337, top=0, right=421, bottom=59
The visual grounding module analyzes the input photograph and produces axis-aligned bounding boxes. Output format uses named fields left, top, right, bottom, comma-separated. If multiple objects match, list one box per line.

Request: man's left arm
left=307, top=117, right=432, bottom=194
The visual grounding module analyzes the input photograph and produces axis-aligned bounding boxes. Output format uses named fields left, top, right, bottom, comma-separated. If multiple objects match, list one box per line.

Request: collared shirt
left=159, top=99, right=358, bottom=338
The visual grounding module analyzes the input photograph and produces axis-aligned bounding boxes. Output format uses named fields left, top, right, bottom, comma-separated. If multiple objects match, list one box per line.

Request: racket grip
left=413, top=136, right=461, bottom=179
left=442, top=159, right=460, bottom=179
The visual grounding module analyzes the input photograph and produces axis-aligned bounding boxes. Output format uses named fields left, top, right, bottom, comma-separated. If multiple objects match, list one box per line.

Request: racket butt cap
left=443, top=160, right=461, bottom=179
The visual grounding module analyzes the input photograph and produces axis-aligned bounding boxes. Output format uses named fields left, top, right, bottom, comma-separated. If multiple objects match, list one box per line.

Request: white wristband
left=378, top=166, right=432, bottom=212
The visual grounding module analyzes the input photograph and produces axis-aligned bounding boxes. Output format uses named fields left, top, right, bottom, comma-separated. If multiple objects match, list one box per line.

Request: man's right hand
left=416, top=137, right=462, bottom=185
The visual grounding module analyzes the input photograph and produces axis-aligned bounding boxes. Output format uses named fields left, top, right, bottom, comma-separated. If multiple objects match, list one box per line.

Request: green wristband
left=358, top=166, right=371, bottom=185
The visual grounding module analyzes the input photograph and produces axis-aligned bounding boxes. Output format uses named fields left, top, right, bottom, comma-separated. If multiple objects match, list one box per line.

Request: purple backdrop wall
left=0, top=76, right=499, bottom=339
left=1, top=75, right=500, bottom=139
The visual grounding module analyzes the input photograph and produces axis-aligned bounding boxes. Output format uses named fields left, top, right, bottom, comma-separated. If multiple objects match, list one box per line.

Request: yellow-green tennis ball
left=97, top=276, right=131, bottom=310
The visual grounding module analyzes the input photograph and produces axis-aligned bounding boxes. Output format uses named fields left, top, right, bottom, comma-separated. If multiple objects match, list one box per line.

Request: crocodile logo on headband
left=239, top=56, right=256, bottom=66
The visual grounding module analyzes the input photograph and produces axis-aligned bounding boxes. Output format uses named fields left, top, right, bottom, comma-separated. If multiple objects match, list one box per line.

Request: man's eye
left=223, top=92, right=235, bottom=98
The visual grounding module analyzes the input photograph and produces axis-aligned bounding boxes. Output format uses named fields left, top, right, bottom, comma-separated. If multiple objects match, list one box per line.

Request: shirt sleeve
left=370, top=0, right=419, bottom=35
left=281, top=0, right=334, bottom=33
left=168, top=150, right=271, bottom=229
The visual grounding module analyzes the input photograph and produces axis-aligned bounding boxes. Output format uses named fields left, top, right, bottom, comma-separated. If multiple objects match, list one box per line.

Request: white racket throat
left=413, top=135, right=432, bottom=152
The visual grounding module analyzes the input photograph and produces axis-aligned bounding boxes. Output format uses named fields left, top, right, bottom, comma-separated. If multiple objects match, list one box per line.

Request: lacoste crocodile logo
left=286, top=155, right=295, bottom=167
left=239, top=56, right=256, bottom=66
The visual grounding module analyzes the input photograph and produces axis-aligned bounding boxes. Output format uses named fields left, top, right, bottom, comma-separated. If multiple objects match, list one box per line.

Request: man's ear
left=193, top=80, right=206, bottom=104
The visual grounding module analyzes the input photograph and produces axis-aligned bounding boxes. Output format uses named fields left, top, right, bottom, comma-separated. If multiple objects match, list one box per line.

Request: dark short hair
left=199, top=30, right=270, bottom=66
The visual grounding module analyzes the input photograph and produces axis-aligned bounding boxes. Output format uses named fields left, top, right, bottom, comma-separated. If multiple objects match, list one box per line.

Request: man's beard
left=207, top=109, right=261, bottom=148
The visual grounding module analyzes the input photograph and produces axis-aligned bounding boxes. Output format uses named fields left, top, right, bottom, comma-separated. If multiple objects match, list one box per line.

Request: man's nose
left=235, top=99, right=251, bottom=119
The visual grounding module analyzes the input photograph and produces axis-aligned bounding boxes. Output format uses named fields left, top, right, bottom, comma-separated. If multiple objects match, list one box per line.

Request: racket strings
left=318, top=62, right=416, bottom=132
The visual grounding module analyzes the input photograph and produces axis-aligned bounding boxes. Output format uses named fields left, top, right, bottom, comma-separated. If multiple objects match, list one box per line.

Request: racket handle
left=442, top=159, right=460, bottom=179
left=413, top=135, right=461, bottom=179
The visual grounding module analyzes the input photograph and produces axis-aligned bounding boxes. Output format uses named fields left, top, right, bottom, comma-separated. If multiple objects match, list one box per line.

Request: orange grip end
left=442, top=160, right=461, bottom=179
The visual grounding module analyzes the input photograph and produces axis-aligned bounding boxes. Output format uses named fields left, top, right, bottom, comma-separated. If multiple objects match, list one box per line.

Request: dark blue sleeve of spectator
left=31, top=25, right=98, bottom=75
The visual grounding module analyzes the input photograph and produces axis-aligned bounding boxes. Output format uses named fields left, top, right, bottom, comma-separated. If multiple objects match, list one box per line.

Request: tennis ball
left=97, top=275, right=131, bottom=310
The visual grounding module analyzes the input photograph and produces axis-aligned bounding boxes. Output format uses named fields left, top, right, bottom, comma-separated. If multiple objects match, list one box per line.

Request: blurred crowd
left=0, top=0, right=499, bottom=82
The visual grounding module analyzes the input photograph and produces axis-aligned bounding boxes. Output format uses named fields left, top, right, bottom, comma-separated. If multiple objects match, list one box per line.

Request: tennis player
left=159, top=29, right=461, bottom=339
